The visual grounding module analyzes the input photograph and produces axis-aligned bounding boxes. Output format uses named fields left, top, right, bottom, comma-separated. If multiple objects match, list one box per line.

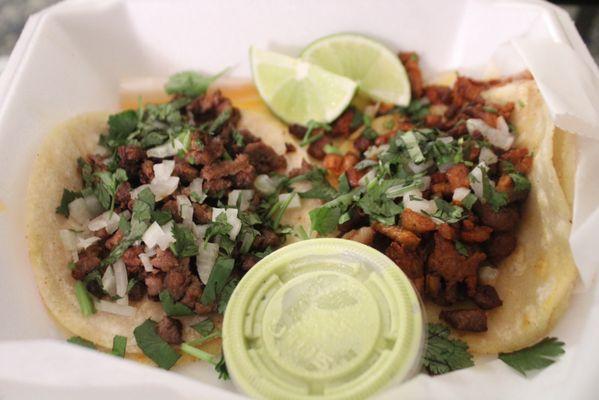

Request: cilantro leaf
left=218, top=278, right=239, bottom=314
left=423, top=323, right=474, bottom=375
left=133, top=319, right=181, bottom=369
left=203, top=109, right=232, bottom=135
left=56, top=189, right=82, bottom=217
left=170, top=224, right=199, bottom=257
left=93, top=168, right=128, bottom=211
left=358, top=181, right=403, bottom=224
left=105, top=110, right=138, bottom=148
left=461, top=193, right=478, bottom=210
left=509, top=173, right=531, bottom=192
left=215, top=355, right=230, bottom=380
left=499, top=337, right=565, bottom=376
left=200, top=257, right=235, bottom=305
left=165, top=70, right=222, bottom=98
left=111, top=335, right=127, bottom=357
left=152, top=210, right=173, bottom=225
left=482, top=172, right=508, bottom=211
left=309, top=206, right=341, bottom=234
left=455, top=240, right=469, bottom=256
left=205, top=213, right=232, bottom=243
left=192, top=319, right=215, bottom=337
left=159, top=291, right=195, bottom=317
left=431, top=199, right=464, bottom=223
left=132, top=187, right=155, bottom=223
left=67, top=336, right=96, bottom=349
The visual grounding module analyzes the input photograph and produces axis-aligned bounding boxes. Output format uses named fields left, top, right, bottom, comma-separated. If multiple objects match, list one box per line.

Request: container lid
left=222, top=238, right=424, bottom=400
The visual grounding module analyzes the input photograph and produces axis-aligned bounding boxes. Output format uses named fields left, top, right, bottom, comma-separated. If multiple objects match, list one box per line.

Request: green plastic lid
left=222, top=238, right=424, bottom=399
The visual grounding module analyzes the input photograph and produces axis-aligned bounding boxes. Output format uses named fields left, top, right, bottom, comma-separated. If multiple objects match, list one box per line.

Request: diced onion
left=150, top=160, right=180, bottom=200
left=479, top=266, right=499, bottom=285
left=142, top=221, right=175, bottom=250
left=146, top=138, right=185, bottom=158
left=452, top=187, right=472, bottom=202
left=196, top=242, right=219, bottom=284
left=402, top=189, right=438, bottom=215
left=139, top=253, right=153, bottom=272
left=71, top=250, right=79, bottom=262
left=228, top=189, right=254, bottom=211
left=278, top=192, right=300, bottom=209
left=83, top=196, right=104, bottom=217
left=192, top=224, right=210, bottom=240
left=359, top=169, right=377, bottom=186
left=479, top=147, right=498, bottom=165
left=419, top=176, right=431, bottom=191
left=437, top=136, right=454, bottom=144
left=438, top=163, right=454, bottom=173
left=102, top=266, right=117, bottom=297
left=363, top=144, right=389, bottom=159
left=95, top=299, right=135, bottom=317
left=176, top=195, right=194, bottom=226
left=469, top=162, right=487, bottom=199
left=408, top=159, right=434, bottom=174
left=153, top=160, right=175, bottom=180
left=59, top=229, right=78, bottom=252
left=212, top=208, right=242, bottom=239
left=130, top=184, right=150, bottom=199
left=188, top=178, right=206, bottom=203
left=116, top=296, right=129, bottom=306
left=144, top=246, right=157, bottom=257
left=68, top=198, right=92, bottom=225
left=77, top=236, right=100, bottom=250
left=113, top=259, right=128, bottom=298
left=254, top=174, right=278, bottom=195
left=150, top=176, right=179, bottom=201
left=466, top=117, right=514, bottom=150
left=88, top=211, right=120, bottom=234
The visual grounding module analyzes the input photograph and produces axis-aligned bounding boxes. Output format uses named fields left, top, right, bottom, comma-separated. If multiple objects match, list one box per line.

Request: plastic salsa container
left=222, top=238, right=424, bottom=399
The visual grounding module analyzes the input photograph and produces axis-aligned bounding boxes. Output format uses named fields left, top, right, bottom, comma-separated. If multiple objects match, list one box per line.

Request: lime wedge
left=250, top=47, right=357, bottom=125
left=301, top=33, right=411, bottom=106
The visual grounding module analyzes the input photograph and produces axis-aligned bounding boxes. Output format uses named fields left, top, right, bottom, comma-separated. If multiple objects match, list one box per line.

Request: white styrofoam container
left=0, top=1, right=598, bottom=399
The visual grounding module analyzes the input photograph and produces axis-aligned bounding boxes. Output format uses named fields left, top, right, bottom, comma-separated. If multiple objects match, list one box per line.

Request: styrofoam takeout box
left=0, top=0, right=598, bottom=399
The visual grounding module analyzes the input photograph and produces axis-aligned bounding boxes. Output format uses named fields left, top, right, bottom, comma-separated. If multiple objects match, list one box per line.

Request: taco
left=26, top=76, right=318, bottom=366
left=297, top=54, right=577, bottom=355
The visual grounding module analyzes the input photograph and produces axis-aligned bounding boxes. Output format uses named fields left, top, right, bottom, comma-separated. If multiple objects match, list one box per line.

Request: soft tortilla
left=425, top=80, right=578, bottom=354
left=26, top=107, right=314, bottom=358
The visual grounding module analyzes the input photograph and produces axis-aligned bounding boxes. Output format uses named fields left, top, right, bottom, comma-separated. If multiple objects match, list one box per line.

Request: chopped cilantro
left=455, top=240, right=469, bottom=256
left=111, top=335, right=127, bottom=357
left=482, top=171, right=508, bottom=211
left=362, top=127, right=378, bottom=140
left=67, top=336, right=96, bottom=349
left=518, top=100, right=526, bottom=108
left=483, top=106, right=498, bottom=114
left=358, top=181, right=403, bottom=224
left=203, top=109, right=232, bottom=135
left=215, top=355, right=230, bottom=380
left=152, top=210, right=173, bottom=225
left=461, top=193, right=478, bottom=210
left=401, top=131, right=425, bottom=163
left=232, top=129, right=245, bottom=146
left=200, top=257, right=235, bottom=305
left=299, top=120, right=331, bottom=147
left=509, top=173, right=531, bottom=192
left=180, top=342, right=217, bottom=363
left=170, top=224, right=199, bottom=257
left=133, top=319, right=181, bottom=370
left=56, top=189, right=82, bottom=217
left=324, top=144, right=343, bottom=155
left=404, top=98, right=430, bottom=122
left=204, top=212, right=232, bottom=243
left=104, top=110, right=138, bottom=148
left=499, top=337, right=565, bottom=376
left=192, top=319, right=215, bottom=336
left=431, top=198, right=464, bottom=223
left=67, top=261, right=76, bottom=271
left=74, top=281, right=95, bottom=317
left=309, top=206, right=342, bottom=234
left=159, top=291, right=195, bottom=317
left=165, top=70, right=223, bottom=98
left=423, top=323, right=474, bottom=375
left=93, top=168, right=128, bottom=211
left=218, top=278, right=239, bottom=314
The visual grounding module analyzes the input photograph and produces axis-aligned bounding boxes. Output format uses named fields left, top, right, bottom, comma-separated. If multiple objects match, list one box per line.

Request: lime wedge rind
left=250, top=47, right=357, bottom=125
left=301, top=33, right=411, bottom=106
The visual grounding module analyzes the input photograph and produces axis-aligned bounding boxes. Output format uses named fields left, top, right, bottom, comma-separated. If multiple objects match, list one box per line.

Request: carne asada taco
left=296, top=54, right=577, bottom=354
left=26, top=75, right=318, bottom=364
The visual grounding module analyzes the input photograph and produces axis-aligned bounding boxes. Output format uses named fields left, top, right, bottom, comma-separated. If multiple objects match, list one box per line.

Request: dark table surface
left=0, top=1, right=597, bottom=69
